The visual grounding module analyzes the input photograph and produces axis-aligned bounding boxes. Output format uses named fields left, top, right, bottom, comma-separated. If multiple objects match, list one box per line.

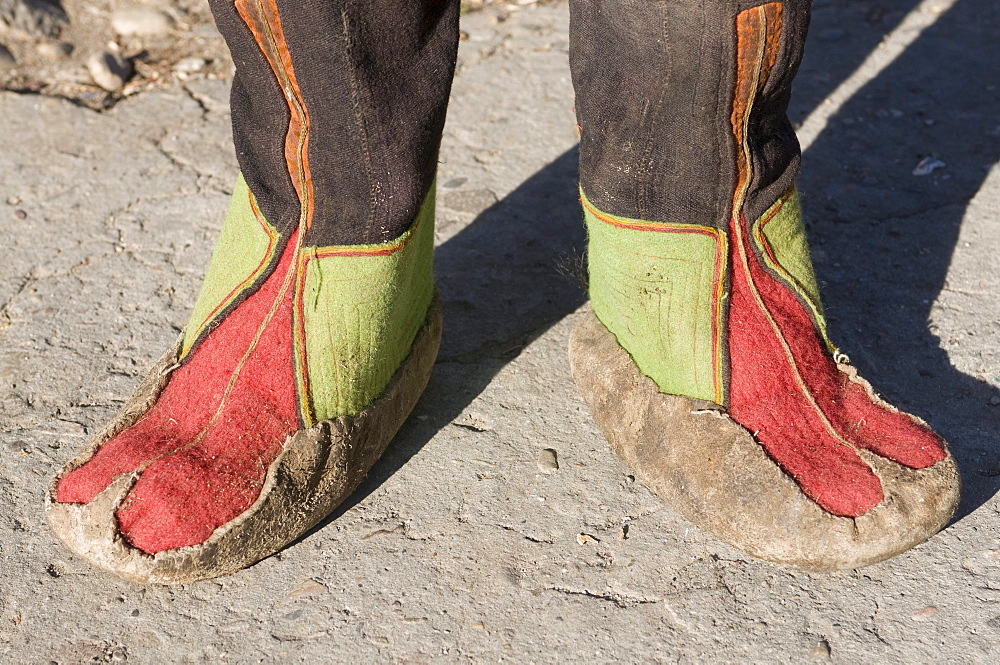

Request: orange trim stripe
left=761, top=4, right=784, bottom=86
left=234, top=0, right=314, bottom=229
left=312, top=248, right=399, bottom=258
left=303, top=205, right=427, bottom=261
left=582, top=195, right=721, bottom=240
left=234, top=0, right=317, bottom=424
left=731, top=3, right=783, bottom=221
left=710, top=235, right=728, bottom=404
left=293, top=251, right=312, bottom=421
left=309, top=238, right=412, bottom=260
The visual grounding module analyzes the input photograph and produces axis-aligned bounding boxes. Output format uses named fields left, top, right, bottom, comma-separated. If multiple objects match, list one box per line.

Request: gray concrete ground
left=1, top=0, right=999, bottom=662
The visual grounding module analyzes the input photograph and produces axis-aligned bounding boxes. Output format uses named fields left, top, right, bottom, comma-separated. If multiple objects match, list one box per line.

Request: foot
left=47, top=178, right=439, bottom=581
left=56, top=228, right=301, bottom=553
left=572, top=189, right=959, bottom=569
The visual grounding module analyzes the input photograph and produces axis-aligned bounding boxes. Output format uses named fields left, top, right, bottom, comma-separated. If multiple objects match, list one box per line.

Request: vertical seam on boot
left=338, top=7, right=379, bottom=241
left=631, top=12, right=674, bottom=220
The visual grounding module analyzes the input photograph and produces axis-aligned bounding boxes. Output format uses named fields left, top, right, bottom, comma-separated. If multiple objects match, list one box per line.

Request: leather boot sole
left=568, top=309, right=961, bottom=571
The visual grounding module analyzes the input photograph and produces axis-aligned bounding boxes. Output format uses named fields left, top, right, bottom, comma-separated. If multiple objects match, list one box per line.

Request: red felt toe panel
left=727, top=213, right=946, bottom=517
left=57, top=235, right=300, bottom=554
left=728, top=217, right=884, bottom=517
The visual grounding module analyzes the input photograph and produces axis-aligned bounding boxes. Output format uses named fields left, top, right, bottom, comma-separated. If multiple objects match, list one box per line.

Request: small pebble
left=0, top=44, right=15, bottom=70
left=912, top=605, right=938, bottom=620
left=111, top=9, right=175, bottom=37
left=989, top=395, right=1000, bottom=406
left=285, top=579, right=329, bottom=598
left=453, top=412, right=491, bottom=431
left=13, top=209, right=27, bottom=220
left=87, top=51, right=133, bottom=91
left=174, top=57, right=208, bottom=74
left=810, top=640, right=832, bottom=660
left=913, top=156, right=946, bottom=176
left=36, top=41, right=74, bottom=60
left=537, top=448, right=559, bottom=473
left=474, top=150, right=500, bottom=164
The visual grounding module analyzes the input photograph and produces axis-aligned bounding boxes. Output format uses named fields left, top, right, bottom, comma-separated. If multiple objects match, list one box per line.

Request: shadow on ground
left=798, top=0, right=1000, bottom=518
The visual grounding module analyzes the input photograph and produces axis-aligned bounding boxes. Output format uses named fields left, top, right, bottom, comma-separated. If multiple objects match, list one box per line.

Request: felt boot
left=567, top=0, right=960, bottom=570
left=46, top=0, right=460, bottom=583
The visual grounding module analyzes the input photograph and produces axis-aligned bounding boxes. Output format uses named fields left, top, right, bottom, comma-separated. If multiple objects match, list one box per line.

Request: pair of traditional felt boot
left=45, top=0, right=960, bottom=583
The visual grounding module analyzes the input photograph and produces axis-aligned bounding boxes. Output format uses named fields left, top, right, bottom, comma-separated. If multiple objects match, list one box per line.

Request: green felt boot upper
left=181, top=175, right=435, bottom=424
left=584, top=187, right=829, bottom=406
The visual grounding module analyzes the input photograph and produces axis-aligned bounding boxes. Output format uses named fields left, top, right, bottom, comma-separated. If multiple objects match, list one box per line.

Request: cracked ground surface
left=2, top=1, right=1000, bottom=662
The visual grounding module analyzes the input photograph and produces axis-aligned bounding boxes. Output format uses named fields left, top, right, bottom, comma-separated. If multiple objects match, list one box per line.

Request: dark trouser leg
left=212, top=0, right=460, bottom=245
left=569, top=0, right=809, bottom=230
